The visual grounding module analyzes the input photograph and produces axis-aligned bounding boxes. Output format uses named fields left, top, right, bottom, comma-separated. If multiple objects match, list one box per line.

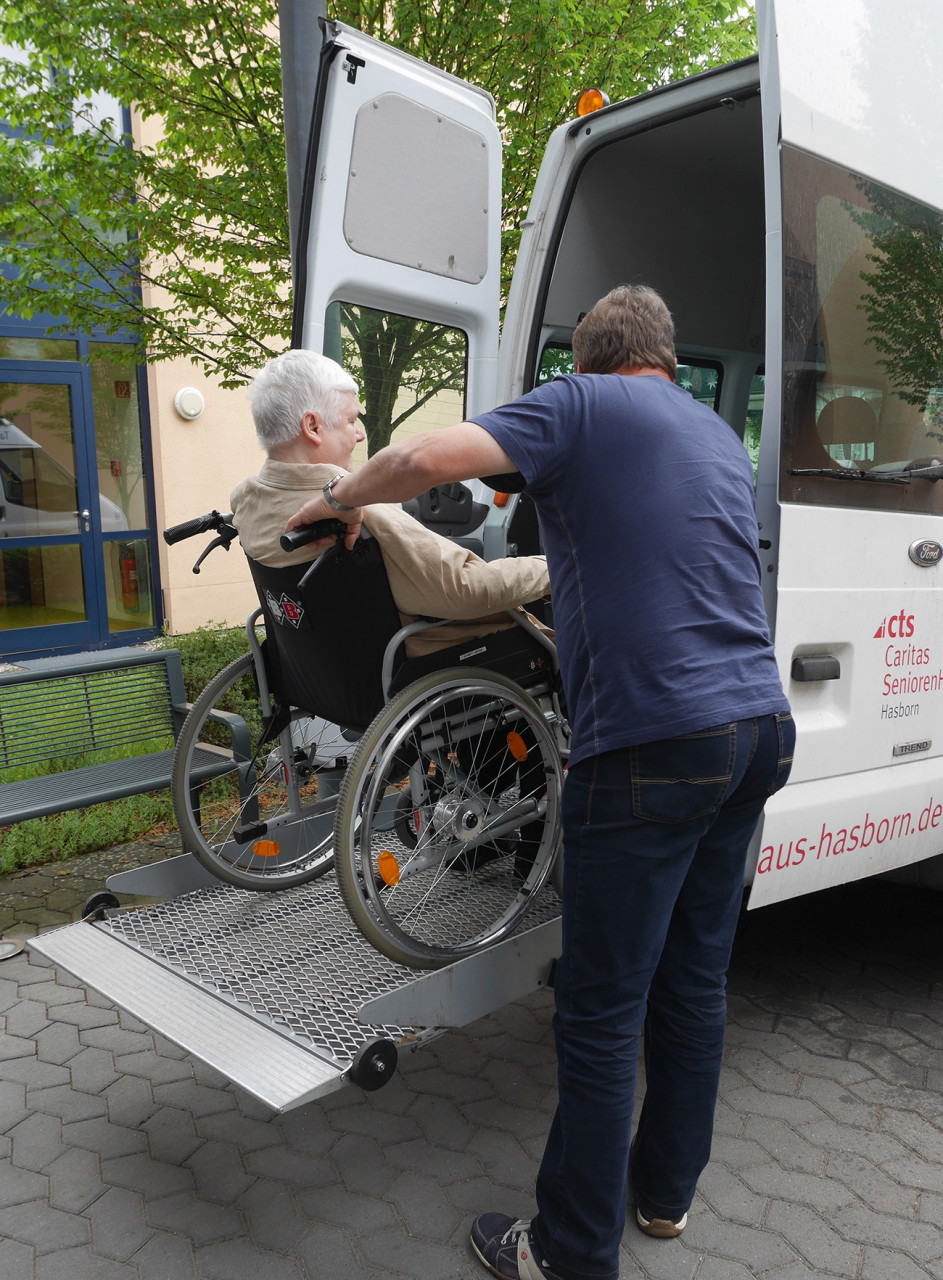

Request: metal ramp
left=29, top=866, right=561, bottom=1112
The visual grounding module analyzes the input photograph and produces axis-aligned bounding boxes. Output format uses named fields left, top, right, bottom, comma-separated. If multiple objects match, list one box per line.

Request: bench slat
left=0, top=746, right=228, bottom=825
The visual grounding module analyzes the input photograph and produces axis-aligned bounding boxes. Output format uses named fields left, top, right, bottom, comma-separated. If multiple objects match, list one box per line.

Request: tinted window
left=781, top=146, right=943, bottom=514
left=536, top=345, right=723, bottom=414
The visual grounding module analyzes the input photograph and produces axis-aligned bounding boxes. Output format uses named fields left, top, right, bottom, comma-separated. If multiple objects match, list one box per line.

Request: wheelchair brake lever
left=191, top=534, right=232, bottom=574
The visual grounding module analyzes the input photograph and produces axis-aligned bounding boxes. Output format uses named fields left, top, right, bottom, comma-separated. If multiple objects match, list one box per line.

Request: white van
left=0, top=418, right=127, bottom=537
left=295, top=0, right=943, bottom=910
left=30, top=0, right=943, bottom=1109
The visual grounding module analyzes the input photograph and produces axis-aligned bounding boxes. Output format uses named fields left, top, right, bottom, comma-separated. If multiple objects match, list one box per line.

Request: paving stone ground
left=3, top=843, right=943, bottom=1279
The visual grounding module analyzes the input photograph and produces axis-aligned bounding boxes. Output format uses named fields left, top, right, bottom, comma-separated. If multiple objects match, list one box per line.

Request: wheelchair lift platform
left=29, top=858, right=561, bottom=1113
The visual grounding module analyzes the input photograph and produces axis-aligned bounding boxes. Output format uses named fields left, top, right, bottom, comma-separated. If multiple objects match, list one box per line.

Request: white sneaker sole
left=636, top=1207, right=688, bottom=1238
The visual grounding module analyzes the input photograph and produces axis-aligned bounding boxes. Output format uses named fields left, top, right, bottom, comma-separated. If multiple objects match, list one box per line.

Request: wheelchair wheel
left=171, top=653, right=349, bottom=890
left=334, top=668, right=563, bottom=968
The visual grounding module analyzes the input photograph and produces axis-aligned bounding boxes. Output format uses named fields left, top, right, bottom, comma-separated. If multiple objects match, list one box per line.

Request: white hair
left=247, top=349, right=358, bottom=448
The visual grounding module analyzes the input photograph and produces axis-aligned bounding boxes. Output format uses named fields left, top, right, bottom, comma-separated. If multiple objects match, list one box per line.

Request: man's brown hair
left=572, top=284, right=676, bottom=379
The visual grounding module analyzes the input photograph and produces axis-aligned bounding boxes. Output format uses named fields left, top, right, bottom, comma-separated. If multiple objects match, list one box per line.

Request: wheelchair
left=165, top=509, right=568, bottom=969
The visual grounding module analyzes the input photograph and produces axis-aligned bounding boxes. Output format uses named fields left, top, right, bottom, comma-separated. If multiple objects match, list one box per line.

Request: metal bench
left=0, top=649, right=228, bottom=827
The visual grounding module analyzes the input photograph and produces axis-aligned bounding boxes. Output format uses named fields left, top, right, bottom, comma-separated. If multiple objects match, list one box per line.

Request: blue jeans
left=531, top=712, right=795, bottom=1280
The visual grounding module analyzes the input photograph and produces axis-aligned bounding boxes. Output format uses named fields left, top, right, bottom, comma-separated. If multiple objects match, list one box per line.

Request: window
left=536, top=345, right=575, bottom=385
left=537, top=345, right=723, bottom=413
left=0, top=337, right=78, bottom=361
left=0, top=389, right=79, bottom=534
left=88, top=342, right=147, bottom=529
left=781, top=147, right=943, bottom=514
left=676, top=360, right=722, bottom=412
left=745, top=370, right=765, bottom=476
left=325, top=302, right=467, bottom=463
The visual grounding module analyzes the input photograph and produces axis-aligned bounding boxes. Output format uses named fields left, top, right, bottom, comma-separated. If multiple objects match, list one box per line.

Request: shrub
left=152, top=621, right=250, bottom=703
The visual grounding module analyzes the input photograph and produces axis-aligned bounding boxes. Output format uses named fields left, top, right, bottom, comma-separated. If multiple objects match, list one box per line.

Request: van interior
left=523, top=70, right=943, bottom=521
left=533, top=80, right=766, bottom=441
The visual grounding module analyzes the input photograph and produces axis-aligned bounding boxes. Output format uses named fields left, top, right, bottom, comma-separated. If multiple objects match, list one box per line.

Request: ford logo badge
left=909, top=539, right=943, bottom=566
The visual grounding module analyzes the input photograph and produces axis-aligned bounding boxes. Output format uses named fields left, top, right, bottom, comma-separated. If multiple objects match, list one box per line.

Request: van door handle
left=791, top=654, right=841, bottom=681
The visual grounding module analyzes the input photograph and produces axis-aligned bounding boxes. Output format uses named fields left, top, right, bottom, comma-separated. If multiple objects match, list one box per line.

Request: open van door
left=750, top=0, right=943, bottom=905
left=292, top=22, right=502, bottom=434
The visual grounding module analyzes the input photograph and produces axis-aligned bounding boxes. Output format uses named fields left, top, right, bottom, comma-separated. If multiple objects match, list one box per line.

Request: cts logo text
left=874, top=611, right=915, bottom=639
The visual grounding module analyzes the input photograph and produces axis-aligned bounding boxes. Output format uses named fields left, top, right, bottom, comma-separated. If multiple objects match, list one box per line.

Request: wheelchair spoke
left=335, top=668, right=563, bottom=969
left=171, top=653, right=342, bottom=889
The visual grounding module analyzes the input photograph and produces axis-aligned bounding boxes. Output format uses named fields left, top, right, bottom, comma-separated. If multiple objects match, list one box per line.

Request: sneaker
left=470, top=1214, right=562, bottom=1280
left=635, top=1206, right=688, bottom=1238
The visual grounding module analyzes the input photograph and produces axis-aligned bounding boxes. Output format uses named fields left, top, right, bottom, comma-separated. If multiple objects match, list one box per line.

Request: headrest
left=817, top=396, right=877, bottom=446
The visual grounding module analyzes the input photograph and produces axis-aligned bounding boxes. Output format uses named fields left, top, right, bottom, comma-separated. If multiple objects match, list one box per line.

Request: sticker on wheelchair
left=265, top=589, right=308, bottom=629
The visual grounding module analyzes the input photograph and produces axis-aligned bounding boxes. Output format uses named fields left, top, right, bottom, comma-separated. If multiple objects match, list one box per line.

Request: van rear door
left=292, top=22, right=502, bottom=432
left=750, top=0, right=943, bottom=905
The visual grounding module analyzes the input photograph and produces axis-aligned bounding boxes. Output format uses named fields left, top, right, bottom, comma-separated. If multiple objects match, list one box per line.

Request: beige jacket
left=230, top=460, right=550, bottom=657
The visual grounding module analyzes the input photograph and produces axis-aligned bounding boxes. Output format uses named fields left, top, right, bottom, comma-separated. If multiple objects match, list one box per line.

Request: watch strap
left=323, top=473, right=354, bottom=512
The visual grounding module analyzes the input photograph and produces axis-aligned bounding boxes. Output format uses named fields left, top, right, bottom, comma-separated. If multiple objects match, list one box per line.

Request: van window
left=536, top=344, right=723, bottom=414
left=536, top=345, right=575, bottom=385
left=745, top=370, right=765, bottom=476
left=780, top=146, right=943, bottom=514
left=325, top=302, right=467, bottom=463
left=676, top=361, right=722, bottom=412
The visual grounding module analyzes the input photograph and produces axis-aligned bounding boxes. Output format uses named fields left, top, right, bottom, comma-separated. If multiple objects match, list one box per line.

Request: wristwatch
left=322, top=473, right=354, bottom=512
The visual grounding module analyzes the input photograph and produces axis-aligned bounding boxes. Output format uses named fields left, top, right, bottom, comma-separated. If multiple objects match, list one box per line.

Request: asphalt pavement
left=3, top=844, right=943, bottom=1279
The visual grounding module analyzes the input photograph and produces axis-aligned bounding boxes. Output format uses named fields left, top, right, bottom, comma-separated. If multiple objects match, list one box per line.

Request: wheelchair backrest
left=246, top=537, right=403, bottom=731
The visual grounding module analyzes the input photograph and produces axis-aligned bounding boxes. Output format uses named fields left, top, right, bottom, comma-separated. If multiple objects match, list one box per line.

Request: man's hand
left=286, top=494, right=363, bottom=551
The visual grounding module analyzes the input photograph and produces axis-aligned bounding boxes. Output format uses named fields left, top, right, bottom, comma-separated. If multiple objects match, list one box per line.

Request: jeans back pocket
left=630, top=724, right=736, bottom=824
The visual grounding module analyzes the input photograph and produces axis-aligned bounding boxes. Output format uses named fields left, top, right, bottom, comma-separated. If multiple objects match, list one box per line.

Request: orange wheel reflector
left=377, top=850, right=401, bottom=886
left=576, top=88, right=609, bottom=116
left=506, top=731, right=529, bottom=763
left=252, top=840, right=280, bottom=858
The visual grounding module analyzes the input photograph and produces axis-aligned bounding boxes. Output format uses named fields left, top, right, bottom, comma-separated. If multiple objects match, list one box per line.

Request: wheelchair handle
left=279, top=519, right=347, bottom=552
left=163, top=511, right=234, bottom=545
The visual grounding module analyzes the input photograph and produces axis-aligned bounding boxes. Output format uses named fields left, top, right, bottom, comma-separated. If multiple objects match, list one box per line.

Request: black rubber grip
left=163, top=511, right=229, bottom=545
left=279, top=519, right=346, bottom=552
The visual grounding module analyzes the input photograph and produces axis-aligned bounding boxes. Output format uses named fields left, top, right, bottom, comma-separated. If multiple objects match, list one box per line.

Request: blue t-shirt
left=473, top=374, right=789, bottom=766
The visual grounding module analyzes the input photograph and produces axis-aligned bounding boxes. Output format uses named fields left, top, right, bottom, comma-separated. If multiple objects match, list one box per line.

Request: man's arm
left=364, top=502, right=549, bottom=620
left=285, top=421, right=516, bottom=549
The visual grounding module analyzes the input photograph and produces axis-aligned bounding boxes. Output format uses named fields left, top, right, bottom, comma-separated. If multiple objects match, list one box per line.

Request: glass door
left=0, top=368, right=105, bottom=653
left=86, top=342, right=155, bottom=640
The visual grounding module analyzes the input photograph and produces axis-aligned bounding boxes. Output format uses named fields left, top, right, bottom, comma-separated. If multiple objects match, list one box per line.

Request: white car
left=0, top=418, right=127, bottom=537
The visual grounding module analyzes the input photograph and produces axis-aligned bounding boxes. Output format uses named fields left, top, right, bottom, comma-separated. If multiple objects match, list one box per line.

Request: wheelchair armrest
left=381, top=608, right=561, bottom=705
left=504, top=608, right=558, bottom=665
left=381, top=617, right=452, bottom=700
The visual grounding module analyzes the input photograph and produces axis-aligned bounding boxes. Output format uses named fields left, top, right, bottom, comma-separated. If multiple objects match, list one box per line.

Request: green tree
left=0, top=0, right=755, bottom=449
left=0, top=1, right=286, bottom=384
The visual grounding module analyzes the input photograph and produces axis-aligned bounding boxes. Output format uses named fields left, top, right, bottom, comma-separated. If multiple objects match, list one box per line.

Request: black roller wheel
left=349, top=1037, right=399, bottom=1090
left=81, top=891, right=120, bottom=921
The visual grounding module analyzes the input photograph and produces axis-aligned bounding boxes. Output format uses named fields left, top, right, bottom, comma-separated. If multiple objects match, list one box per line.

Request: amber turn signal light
left=576, top=88, right=610, bottom=117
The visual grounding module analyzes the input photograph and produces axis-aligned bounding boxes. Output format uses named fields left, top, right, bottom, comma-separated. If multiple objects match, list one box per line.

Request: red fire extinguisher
left=120, top=543, right=140, bottom=613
